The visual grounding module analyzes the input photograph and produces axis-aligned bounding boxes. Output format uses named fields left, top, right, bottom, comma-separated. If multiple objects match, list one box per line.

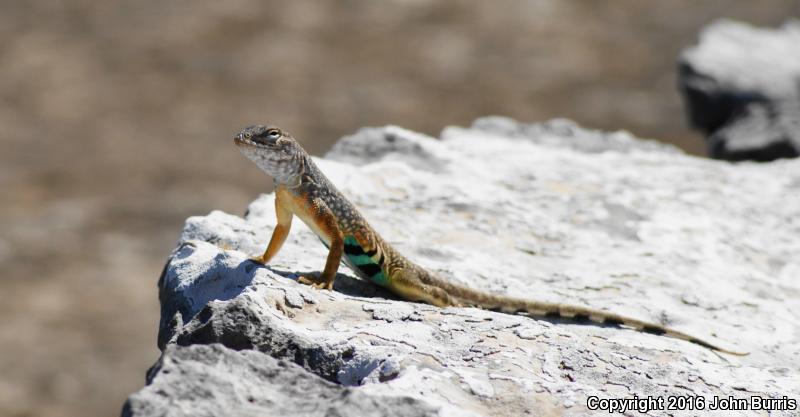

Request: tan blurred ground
left=0, top=1, right=797, bottom=416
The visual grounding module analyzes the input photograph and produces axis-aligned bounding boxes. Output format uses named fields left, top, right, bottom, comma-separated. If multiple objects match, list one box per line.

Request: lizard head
left=234, top=125, right=306, bottom=185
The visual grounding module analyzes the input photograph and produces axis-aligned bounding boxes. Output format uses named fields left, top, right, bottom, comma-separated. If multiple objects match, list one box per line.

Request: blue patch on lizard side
left=343, top=235, right=389, bottom=286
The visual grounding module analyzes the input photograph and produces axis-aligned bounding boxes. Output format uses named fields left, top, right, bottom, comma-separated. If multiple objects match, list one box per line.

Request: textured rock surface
left=678, top=19, right=800, bottom=161
left=127, top=118, right=800, bottom=416
left=122, top=344, right=437, bottom=417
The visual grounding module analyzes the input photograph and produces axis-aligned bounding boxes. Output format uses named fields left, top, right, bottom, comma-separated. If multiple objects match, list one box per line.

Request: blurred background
left=1, top=1, right=798, bottom=416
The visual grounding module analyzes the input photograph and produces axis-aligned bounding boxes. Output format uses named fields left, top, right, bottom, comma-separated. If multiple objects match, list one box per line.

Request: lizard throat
left=239, top=147, right=305, bottom=187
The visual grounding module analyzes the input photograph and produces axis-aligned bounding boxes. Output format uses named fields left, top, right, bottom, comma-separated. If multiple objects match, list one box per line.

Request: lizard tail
left=438, top=280, right=748, bottom=356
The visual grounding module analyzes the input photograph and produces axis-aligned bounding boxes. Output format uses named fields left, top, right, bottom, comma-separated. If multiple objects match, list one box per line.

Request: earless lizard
left=234, top=124, right=746, bottom=356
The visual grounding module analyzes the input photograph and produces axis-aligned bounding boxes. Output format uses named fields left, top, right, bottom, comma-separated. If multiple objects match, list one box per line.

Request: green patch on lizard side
left=343, top=235, right=389, bottom=286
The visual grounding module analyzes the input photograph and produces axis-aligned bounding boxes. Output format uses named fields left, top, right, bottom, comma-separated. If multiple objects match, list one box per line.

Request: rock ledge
left=125, top=117, right=800, bottom=417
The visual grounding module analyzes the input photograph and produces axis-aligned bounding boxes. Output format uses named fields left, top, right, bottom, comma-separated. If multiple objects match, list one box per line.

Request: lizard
left=233, top=124, right=747, bottom=356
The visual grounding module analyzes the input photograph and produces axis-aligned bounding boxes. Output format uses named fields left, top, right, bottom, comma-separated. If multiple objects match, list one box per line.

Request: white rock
left=129, top=118, right=800, bottom=417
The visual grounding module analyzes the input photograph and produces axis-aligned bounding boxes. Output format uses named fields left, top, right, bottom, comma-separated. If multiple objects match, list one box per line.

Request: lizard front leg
left=253, top=193, right=293, bottom=264
left=298, top=198, right=344, bottom=290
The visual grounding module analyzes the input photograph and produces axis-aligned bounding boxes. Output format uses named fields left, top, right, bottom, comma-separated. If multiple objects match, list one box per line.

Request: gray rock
left=121, top=344, right=439, bottom=417
left=678, top=19, right=800, bottom=161
left=470, top=116, right=681, bottom=154
left=706, top=100, right=800, bottom=161
left=126, top=119, right=800, bottom=416
left=325, top=126, right=451, bottom=172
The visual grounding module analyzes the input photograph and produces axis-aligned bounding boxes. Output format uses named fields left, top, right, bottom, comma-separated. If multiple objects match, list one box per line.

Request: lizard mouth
left=234, top=133, right=278, bottom=149
left=234, top=135, right=263, bottom=148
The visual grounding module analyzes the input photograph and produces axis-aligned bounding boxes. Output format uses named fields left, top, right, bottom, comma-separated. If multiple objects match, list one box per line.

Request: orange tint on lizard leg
left=297, top=197, right=343, bottom=290
left=254, top=194, right=294, bottom=264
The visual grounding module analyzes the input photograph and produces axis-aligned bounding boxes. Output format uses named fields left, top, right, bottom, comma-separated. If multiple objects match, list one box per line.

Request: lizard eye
left=267, top=129, right=282, bottom=139
left=244, top=132, right=252, bottom=139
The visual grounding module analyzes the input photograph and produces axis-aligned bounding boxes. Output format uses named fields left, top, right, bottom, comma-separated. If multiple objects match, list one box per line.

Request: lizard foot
left=249, top=256, right=267, bottom=265
left=298, top=274, right=334, bottom=290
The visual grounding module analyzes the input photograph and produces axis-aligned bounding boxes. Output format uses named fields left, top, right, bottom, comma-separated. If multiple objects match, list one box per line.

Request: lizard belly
left=277, top=188, right=388, bottom=286
left=277, top=187, right=333, bottom=246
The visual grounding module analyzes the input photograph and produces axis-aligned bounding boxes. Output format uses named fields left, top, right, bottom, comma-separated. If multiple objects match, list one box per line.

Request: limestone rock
left=121, top=344, right=438, bottom=417
left=678, top=19, right=800, bottom=161
left=126, top=118, right=800, bottom=416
